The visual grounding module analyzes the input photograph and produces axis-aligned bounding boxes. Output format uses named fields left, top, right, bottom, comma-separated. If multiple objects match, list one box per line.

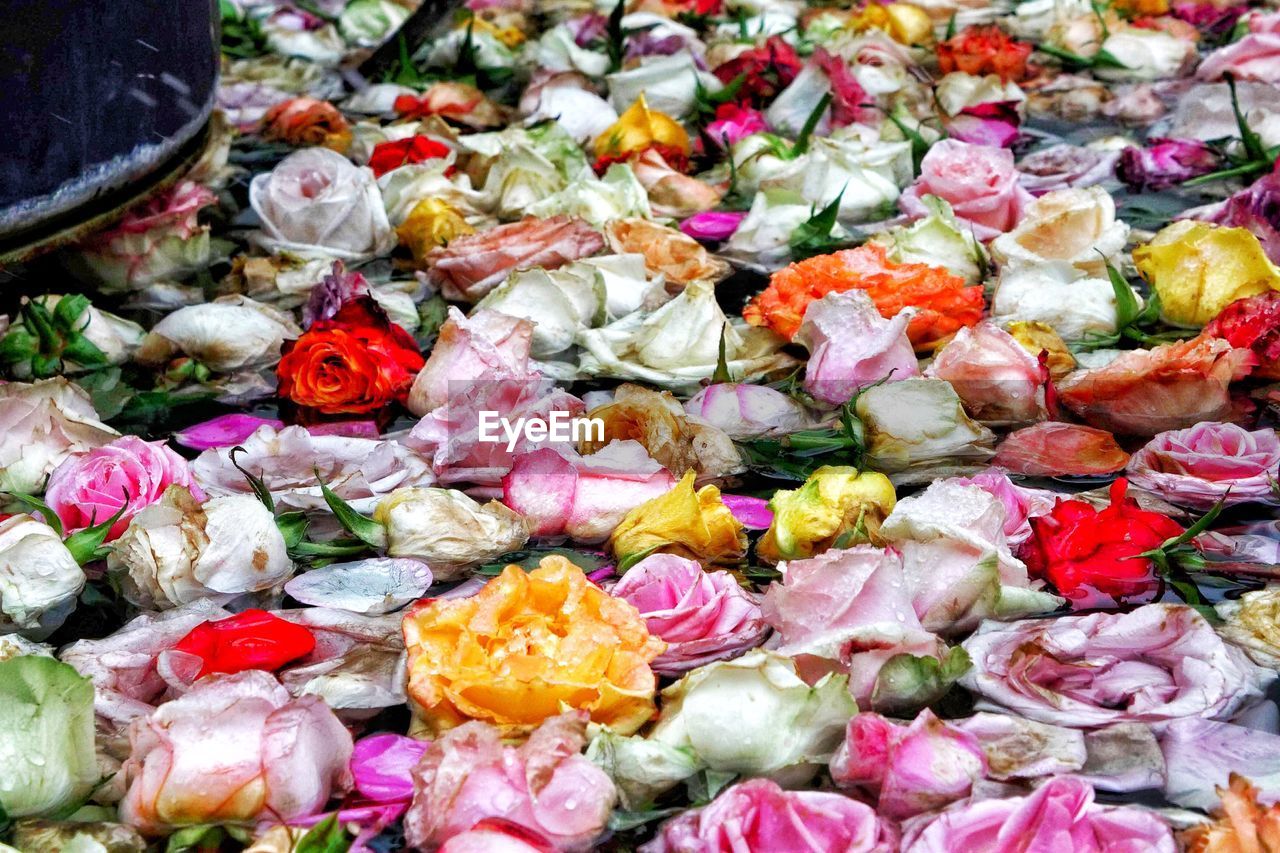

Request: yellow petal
left=593, top=95, right=691, bottom=160
left=758, top=466, right=896, bottom=562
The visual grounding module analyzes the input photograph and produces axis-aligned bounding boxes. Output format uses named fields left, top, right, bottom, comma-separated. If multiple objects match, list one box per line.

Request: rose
left=798, top=290, right=919, bottom=405
left=438, top=822, right=558, bottom=853
left=830, top=709, right=986, bottom=818
left=1196, top=11, right=1280, bottom=83
left=427, top=216, right=605, bottom=303
left=72, top=180, right=216, bottom=293
left=648, top=650, right=856, bottom=781
left=277, top=297, right=424, bottom=416
left=608, top=472, right=747, bottom=568
left=991, top=262, right=1135, bottom=343
left=0, top=515, right=84, bottom=636
left=397, top=198, right=475, bottom=266
left=119, top=670, right=353, bottom=833
left=367, top=136, right=453, bottom=179
left=502, top=443, right=676, bottom=543
left=994, top=423, right=1131, bottom=477
left=405, top=712, right=616, bottom=852
left=350, top=733, right=428, bottom=803
left=249, top=147, right=395, bottom=259
left=1205, top=291, right=1280, bottom=379
left=592, top=96, right=691, bottom=172
left=901, top=777, right=1176, bottom=852
left=1179, top=772, right=1280, bottom=851
left=1058, top=334, right=1255, bottom=435
left=711, top=37, right=802, bottom=104
left=924, top=321, right=1048, bottom=426
left=606, top=218, right=731, bottom=286
left=898, top=140, right=1033, bottom=240
left=171, top=609, right=316, bottom=678
left=611, top=553, right=767, bottom=675
left=1016, top=143, right=1121, bottom=193
left=960, top=603, right=1272, bottom=728
left=1126, top=422, right=1280, bottom=509
left=406, top=307, right=535, bottom=417
left=758, top=466, right=897, bottom=562
left=1200, top=162, right=1280, bottom=266
left=683, top=383, right=809, bottom=440
left=1023, top=478, right=1184, bottom=605
left=373, top=487, right=530, bottom=579
left=936, top=25, right=1033, bottom=81
left=854, top=379, right=997, bottom=483
left=259, top=97, right=351, bottom=151
left=1219, top=587, right=1280, bottom=668
left=678, top=211, right=746, bottom=242
left=1117, top=138, right=1220, bottom=190
left=402, top=556, right=664, bottom=736
left=631, top=149, right=722, bottom=219
left=192, top=425, right=435, bottom=513
left=989, top=187, right=1130, bottom=277
left=1134, top=221, right=1280, bottom=327
left=0, top=379, right=117, bottom=496
left=1096, top=29, right=1196, bottom=81
left=109, top=486, right=293, bottom=610
left=704, top=103, right=768, bottom=149
left=45, top=435, right=201, bottom=541
left=642, top=778, right=897, bottom=853
left=951, top=468, right=1057, bottom=548
left=136, top=296, right=301, bottom=373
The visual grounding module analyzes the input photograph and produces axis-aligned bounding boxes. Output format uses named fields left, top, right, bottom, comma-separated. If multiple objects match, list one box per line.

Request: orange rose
left=743, top=243, right=984, bottom=350
left=936, top=25, right=1034, bottom=82
left=276, top=298, right=424, bottom=416
left=259, top=97, right=352, bottom=152
left=604, top=218, right=730, bottom=287
left=402, top=556, right=665, bottom=737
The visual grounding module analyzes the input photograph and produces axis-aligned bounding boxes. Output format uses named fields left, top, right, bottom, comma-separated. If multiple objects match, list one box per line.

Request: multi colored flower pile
left=3, top=0, right=1280, bottom=849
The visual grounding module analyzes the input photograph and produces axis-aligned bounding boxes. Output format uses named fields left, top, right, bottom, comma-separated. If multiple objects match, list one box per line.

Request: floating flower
left=171, top=608, right=316, bottom=678
left=936, top=25, right=1034, bottom=81
left=992, top=422, right=1130, bottom=476
left=402, top=556, right=664, bottom=736
left=898, top=140, right=1033, bottom=240
left=1126, top=422, right=1280, bottom=509
left=607, top=472, right=747, bottom=568
left=989, top=187, right=1129, bottom=277
left=797, top=290, right=919, bottom=405
left=1181, top=773, right=1280, bottom=852
left=0, top=379, right=117, bottom=496
left=367, top=135, right=452, bottom=178
left=758, top=466, right=897, bottom=563
left=374, top=487, right=530, bottom=579
left=1204, top=290, right=1280, bottom=379
left=593, top=95, right=691, bottom=172
left=1117, top=138, right=1220, bottom=190
left=259, top=97, right=351, bottom=151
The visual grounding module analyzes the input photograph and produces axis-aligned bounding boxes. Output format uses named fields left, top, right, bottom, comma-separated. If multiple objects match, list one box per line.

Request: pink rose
left=611, top=553, right=768, bottom=675
left=960, top=603, right=1271, bottom=729
left=406, top=308, right=537, bottom=417
left=704, top=104, right=769, bottom=149
left=404, top=711, right=616, bottom=852
left=1126, top=421, right=1280, bottom=509
left=120, top=670, right=353, bottom=834
left=797, top=291, right=919, bottom=405
left=831, top=709, right=986, bottom=819
left=898, top=140, right=1033, bottom=240
left=683, top=382, right=810, bottom=439
left=439, top=820, right=558, bottom=853
left=901, top=776, right=1177, bottom=852
left=45, top=435, right=202, bottom=540
left=1196, top=11, right=1280, bottom=83
left=351, top=733, right=430, bottom=803
left=679, top=211, right=746, bottom=242
left=924, top=321, right=1048, bottom=425
left=641, top=778, right=898, bottom=853
left=950, top=468, right=1057, bottom=548
left=502, top=443, right=676, bottom=543
left=761, top=546, right=947, bottom=706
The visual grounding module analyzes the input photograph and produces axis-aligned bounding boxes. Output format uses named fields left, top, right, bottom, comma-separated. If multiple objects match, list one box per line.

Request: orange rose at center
left=402, top=555, right=666, bottom=737
left=743, top=244, right=984, bottom=350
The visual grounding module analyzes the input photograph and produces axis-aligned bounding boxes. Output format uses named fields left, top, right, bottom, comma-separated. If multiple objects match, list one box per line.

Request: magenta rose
left=1126, top=421, right=1280, bottom=509
left=900, top=776, right=1176, bottom=852
left=641, top=778, right=898, bottom=853
left=898, top=140, right=1033, bottom=240
left=610, top=553, right=768, bottom=675
left=404, top=711, right=616, bottom=852
left=45, top=435, right=202, bottom=540
left=830, top=709, right=986, bottom=819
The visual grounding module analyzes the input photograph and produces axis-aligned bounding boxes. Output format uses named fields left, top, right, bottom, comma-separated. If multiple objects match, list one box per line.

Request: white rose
left=1095, top=29, right=1196, bottom=82
left=991, top=261, right=1135, bottom=341
left=871, top=195, right=986, bottom=283
left=935, top=72, right=1025, bottom=117
left=758, top=128, right=910, bottom=222
left=136, top=296, right=302, bottom=372
left=725, top=188, right=853, bottom=271
left=476, top=265, right=606, bottom=358
left=534, top=24, right=611, bottom=77
left=854, top=379, right=997, bottom=484
left=607, top=54, right=719, bottom=118
left=373, top=488, right=530, bottom=580
left=0, top=515, right=85, bottom=637
left=0, top=379, right=117, bottom=496
left=649, top=650, right=856, bottom=785
left=991, top=187, right=1129, bottom=276
left=250, top=147, right=396, bottom=260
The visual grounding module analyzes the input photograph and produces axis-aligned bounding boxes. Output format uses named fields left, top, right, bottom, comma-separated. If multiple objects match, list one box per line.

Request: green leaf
left=276, top=511, right=310, bottom=550
left=4, top=490, right=62, bottom=536
left=608, top=806, right=684, bottom=832
left=318, top=473, right=386, bottom=548
left=791, top=92, right=832, bottom=157
left=1153, top=494, right=1229, bottom=555
left=229, top=446, right=275, bottom=513
left=1226, top=72, right=1270, bottom=165
left=870, top=646, right=971, bottom=715
left=686, top=769, right=737, bottom=805
left=296, top=814, right=353, bottom=853
left=944, top=12, right=957, bottom=39
left=788, top=187, right=852, bottom=260
left=60, top=333, right=108, bottom=367
left=607, top=0, right=627, bottom=72
left=64, top=498, right=130, bottom=565
left=886, top=110, right=936, bottom=177
left=1103, top=257, right=1141, bottom=329
left=51, top=294, right=93, bottom=331
left=165, top=824, right=253, bottom=853
left=711, top=324, right=733, bottom=383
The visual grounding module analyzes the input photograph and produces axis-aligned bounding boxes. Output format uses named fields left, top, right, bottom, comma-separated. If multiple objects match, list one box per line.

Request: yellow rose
left=1134, top=221, right=1280, bottom=327
left=402, top=556, right=665, bottom=737
left=1217, top=587, right=1280, bottom=668
left=593, top=95, right=691, bottom=162
left=848, top=3, right=932, bottom=44
left=608, top=471, right=747, bottom=568
left=396, top=198, right=474, bottom=266
left=1005, top=321, right=1075, bottom=381
left=757, top=466, right=897, bottom=563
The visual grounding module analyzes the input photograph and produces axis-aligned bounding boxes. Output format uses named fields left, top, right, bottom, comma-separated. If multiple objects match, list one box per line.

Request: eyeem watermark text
left=477, top=411, right=605, bottom=451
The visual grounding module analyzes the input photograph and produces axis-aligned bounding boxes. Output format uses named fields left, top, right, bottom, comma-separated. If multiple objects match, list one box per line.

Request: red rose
left=712, top=36, right=803, bottom=105
left=1023, top=479, right=1184, bottom=605
left=277, top=297, right=424, bottom=415
left=1204, top=291, right=1280, bottom=380
left=367, top=136, right=454, bottom=178
left=936, top=25, right=1033, bottom=82
left=174, top=609, right=316, bottom=678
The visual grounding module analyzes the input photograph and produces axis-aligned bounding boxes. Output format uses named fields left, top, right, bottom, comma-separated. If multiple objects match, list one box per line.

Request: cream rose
left=990, top=187, right=1130, bottom=276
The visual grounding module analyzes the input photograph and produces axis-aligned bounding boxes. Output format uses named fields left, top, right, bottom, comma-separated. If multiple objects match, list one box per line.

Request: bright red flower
left=813, top=48, right=875, bottom=127
left=367, top=136, right=453, bottom=178
left=712, top=37, right=803, bottom=105
left=173, top=609, right=316, bottom=678
left=936, top=25, right=1034, bottom=82
left=1023, top=479, right=1184, bottom=605
left=1204, top=291, right=1280, bottom=380
left=277, top=296, right=425, bottom=415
